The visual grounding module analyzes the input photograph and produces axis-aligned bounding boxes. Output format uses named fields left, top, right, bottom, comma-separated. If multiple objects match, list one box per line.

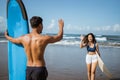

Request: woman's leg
left=86, top=54, right=92, bottom=80
left=91, top=61, right=98, bottom=80
left=87, top=63, right=92, bottom=80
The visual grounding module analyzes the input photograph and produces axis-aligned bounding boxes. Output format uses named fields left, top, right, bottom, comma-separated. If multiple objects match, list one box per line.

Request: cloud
left=67, top=23, right=120, bottom=32
left=66, top=24, right=72, bottom=30
left=100, top=24, right=120, bottom=32
left=66, top=24, right=91, bottom=31
left=0, top=17, right=4, bottom=23
left=65, top=23, right=120, bottom=34
left=113, top=24, right=120, bottom=32
left=0, top=16, right=6, bottom=33
left=101, top=26, right=111, bottom=31
left=47, top=19, right=55, bottom=29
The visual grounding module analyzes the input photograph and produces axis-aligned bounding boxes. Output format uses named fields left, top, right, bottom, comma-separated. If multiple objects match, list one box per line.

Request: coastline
left=0, top=41, right=120, bottom=48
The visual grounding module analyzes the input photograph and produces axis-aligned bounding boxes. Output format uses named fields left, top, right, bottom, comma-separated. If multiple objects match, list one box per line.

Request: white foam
left=54, top=40, right=80, bottom=46
left=96, top=35, right=102, bottom=37
left=0, top=40, right=8, bottom=43
left=96, top=37, right=107, bottom=41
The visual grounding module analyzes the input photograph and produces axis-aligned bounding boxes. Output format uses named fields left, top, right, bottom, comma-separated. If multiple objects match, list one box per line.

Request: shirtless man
left=5, top=16, right=64, bottom=80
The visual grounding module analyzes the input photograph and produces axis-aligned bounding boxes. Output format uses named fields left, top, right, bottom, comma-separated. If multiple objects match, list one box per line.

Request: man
left=5, top=16, right=64, bottom=80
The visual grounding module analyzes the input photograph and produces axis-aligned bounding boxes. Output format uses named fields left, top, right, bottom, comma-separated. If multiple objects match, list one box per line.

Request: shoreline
left=0, top=41, right=120, bottom=48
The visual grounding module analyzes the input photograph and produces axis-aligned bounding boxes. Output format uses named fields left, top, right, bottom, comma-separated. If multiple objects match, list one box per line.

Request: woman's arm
left=80, top=35, right=86, bottom=48
left=96, top=43, right=100, bottom=56
left=80, top=41, right=86, bottom=48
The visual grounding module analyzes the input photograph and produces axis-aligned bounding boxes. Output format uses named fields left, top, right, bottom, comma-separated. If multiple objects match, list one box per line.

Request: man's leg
left=26, top=67, right=33, bottom=80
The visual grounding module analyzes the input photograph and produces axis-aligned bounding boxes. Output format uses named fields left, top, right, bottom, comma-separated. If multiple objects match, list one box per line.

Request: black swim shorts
left=26, top=66, right=48, bottom=80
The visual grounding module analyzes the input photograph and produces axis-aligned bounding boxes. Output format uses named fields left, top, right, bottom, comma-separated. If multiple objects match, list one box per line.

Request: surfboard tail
left=103, top=65, right=112, bottom=78
left=96, top=52, right=112, bottom=79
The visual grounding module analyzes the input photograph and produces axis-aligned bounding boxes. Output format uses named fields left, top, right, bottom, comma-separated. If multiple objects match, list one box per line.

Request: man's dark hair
left=30, top=16, right=43, bottom=28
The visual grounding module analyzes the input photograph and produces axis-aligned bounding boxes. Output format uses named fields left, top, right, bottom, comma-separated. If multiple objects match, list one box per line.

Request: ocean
left=55, top=34, right=120, bottom=47
left=0, top=33, right=120, bottom=80
left=1, top=34, right=120, bottom=47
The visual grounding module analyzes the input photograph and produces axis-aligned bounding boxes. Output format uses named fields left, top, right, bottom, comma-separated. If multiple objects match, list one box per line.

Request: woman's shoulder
left=95, top=42, right=99, bottom=47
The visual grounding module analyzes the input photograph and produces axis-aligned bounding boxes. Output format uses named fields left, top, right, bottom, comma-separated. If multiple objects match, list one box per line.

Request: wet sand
left=0, top=42, right=120, bottom=80
left=0, top=43, right=8, bottom=80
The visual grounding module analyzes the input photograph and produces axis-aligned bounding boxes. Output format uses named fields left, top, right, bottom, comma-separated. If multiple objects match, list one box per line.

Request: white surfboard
left=96, top=52, right=112, bottom=78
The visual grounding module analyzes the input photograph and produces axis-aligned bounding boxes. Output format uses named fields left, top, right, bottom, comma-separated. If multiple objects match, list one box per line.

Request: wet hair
left=82, top=33, right=97, bottom=44
left=30, top=16, right=43, bottom=28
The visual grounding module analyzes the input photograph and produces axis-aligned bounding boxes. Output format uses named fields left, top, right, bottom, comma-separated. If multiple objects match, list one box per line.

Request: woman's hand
left=80, top=34, right=84, bottom=41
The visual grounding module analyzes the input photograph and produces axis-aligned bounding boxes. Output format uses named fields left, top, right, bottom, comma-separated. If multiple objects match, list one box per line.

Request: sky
left=0, top=0, right=120, bottom=35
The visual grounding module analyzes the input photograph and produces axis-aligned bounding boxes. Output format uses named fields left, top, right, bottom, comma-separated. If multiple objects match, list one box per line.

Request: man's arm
left=5, top=31, right=22, bottom=44
left=47, top=19, right=64, bottom=43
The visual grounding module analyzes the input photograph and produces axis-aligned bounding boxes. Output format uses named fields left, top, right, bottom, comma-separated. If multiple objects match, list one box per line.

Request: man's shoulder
left=40, top=34, right=49, bottom=37
left=40, top=34, right=52, bottom=40
left=20, top=34, right=31, bottom=40
left=22, top=34, right=30, bottom=37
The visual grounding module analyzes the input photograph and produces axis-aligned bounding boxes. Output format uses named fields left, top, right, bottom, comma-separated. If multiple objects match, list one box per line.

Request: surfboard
left=7, top=0, right=29, bottom=80
left=96, top=52, right=112, bottom=78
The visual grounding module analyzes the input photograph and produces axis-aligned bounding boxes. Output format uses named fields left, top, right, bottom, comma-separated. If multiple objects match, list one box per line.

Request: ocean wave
left=53, top=40, right=120, bottom=47
left=98, top=42, right=120, bottom=47
left=0, top=39, right=120, bottom=48
left=96, top=37, right=107, bottom=42
left=0, top=40, right=8, bottom=43
left=63, top=35, right=107, bottom=42
left=0, top=34, right=120, bottom=47
left=54, top=40, right=80, bottom=45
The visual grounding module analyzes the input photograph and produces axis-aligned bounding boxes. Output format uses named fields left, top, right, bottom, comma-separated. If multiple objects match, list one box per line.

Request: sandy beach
left=0, top=42, right=120, bottom=80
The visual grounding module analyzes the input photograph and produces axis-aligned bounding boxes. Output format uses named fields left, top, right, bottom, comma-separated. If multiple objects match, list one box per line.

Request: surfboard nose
left=7, top=0, right=28, bottom=20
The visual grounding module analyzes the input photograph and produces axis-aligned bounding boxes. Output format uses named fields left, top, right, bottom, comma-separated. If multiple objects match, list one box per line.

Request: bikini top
left=87, top=43, right=96, bottom=52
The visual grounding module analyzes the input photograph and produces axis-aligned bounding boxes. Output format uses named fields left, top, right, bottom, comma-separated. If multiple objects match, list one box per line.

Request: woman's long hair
left=82, top=33, right=97, bottom=44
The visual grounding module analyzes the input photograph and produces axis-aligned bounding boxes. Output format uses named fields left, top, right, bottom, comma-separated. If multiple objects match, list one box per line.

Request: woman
left=80, top=33, right=100, bottom=80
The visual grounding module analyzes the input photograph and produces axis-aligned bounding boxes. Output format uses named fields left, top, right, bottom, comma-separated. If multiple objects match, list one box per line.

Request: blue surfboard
left=7, top=0, right=29, bottom=80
